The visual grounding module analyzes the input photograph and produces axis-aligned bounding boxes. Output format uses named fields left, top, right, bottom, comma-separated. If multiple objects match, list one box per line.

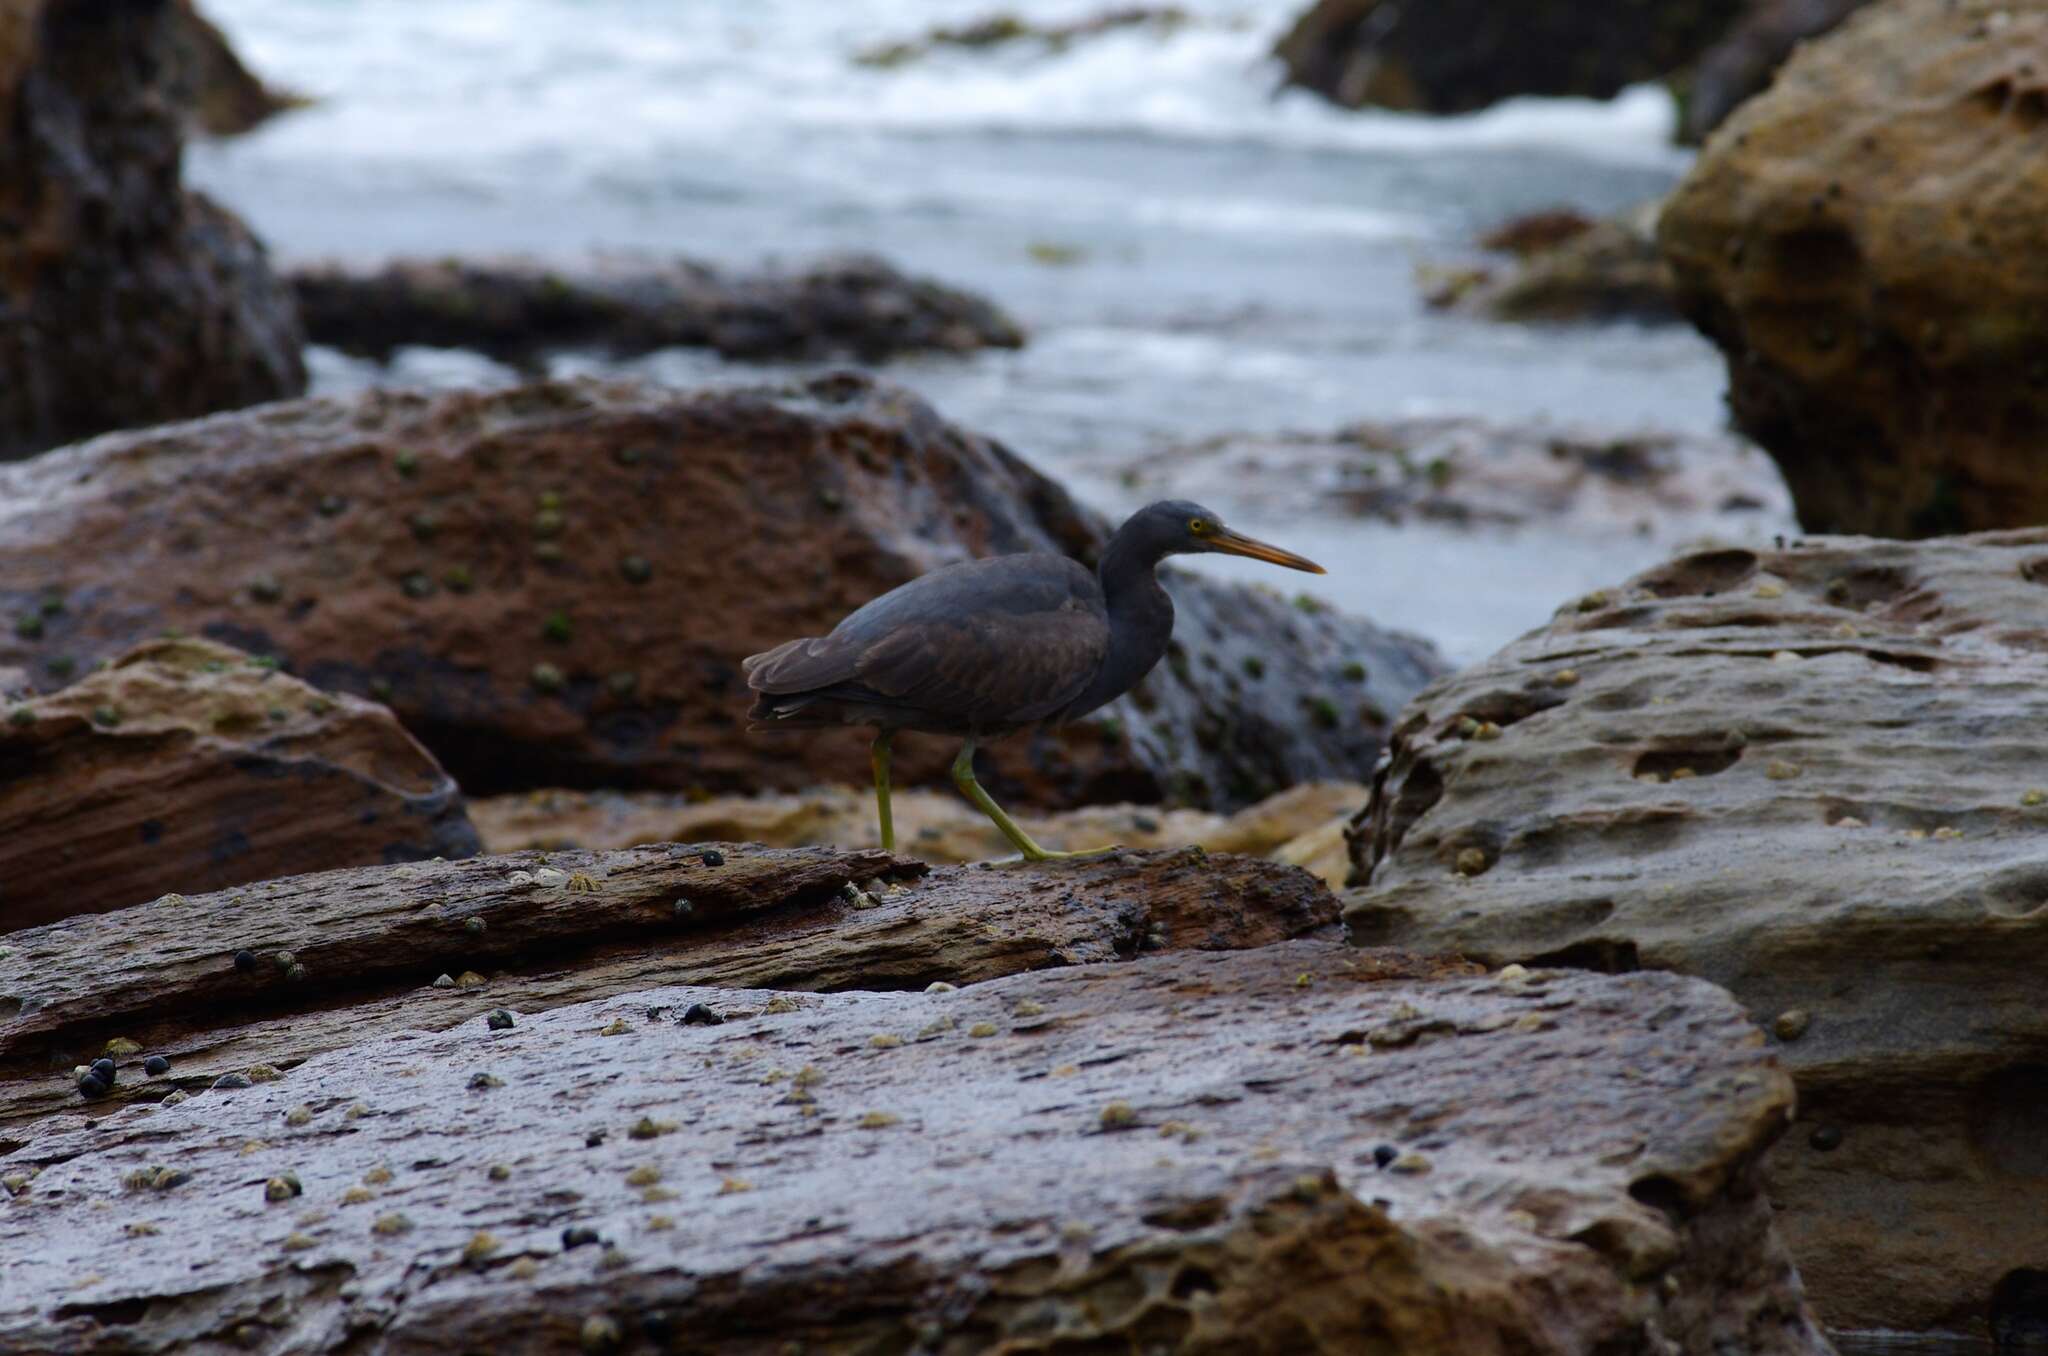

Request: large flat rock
left=1344, top=529, right=2048, bottom=1335
left=0, top=941, right=1829, bottom=1355
left=0, top=843, right=1335, bottom=1132
left=0, top=374, right=1443, bottom=809
left=0, top=637, right=474, bottom=931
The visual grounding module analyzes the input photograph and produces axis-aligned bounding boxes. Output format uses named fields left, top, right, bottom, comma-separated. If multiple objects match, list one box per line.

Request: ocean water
left=185, top=0, right=1788, bottom=664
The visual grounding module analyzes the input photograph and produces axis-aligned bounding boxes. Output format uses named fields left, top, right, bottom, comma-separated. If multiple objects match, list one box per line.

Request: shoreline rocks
left=1681, top=0, right=1873, bottom=144
left=1342, top=528, right=2048, bottom=1336
left=854, top=5, right=1193, bottom=67
left=0, top=638, right=474, bottom=932
left=1272, top=0, right=1745, bottom=114
left=0, top=374, right=1444, bottom=809
left=0, top=933, right=1830, bottom=1354
left=166, top=0, right=306, bottom=137
left=0, top=0, right=306, bottom=460
left=1433, top=200, right=1681, bottom=325
left=0, top=842, right=1334, bottom=1130
left=1104, top=416, right=1791, bottom=537
left=1660, top=0, right=2048, bottom=537
left=288, top=254, right=1026, bottom=366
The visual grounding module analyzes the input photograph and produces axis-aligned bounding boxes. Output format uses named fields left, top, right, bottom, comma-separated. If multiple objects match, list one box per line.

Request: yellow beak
left=1208, top=527, right=1327, bottom=574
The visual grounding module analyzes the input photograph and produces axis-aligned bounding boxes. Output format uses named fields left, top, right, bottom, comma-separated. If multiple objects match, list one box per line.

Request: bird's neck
left=1065, top=530, right=1174, bottom=721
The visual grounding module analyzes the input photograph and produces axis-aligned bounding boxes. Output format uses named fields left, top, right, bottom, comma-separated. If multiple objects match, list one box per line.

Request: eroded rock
left=1439, top=200, right=1680, bottom=325
left=1660, top=0, right=2048, bottom=536
left=0, top=0, right=305, bottom=459
left=0, top=842, right=1333, bottom=1129
left=0, top=940, right=1829, bottom=1354
left=0, top=374, right=1443, bottom=808
left=1272, top=0, right=1744, bottom=112
left=0, top=638, right=473, bottom=932
left=288, top=254, right=1025, bottom=366
left=1344, top=528, right=2048, bottom=1335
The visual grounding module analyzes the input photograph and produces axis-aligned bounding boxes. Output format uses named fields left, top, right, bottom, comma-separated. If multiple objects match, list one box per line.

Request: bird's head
left=1128, top=500, right=1326, bottom=574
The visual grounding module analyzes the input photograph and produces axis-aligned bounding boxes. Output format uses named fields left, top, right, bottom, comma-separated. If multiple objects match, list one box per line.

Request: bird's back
left=744, top=552, right=1110, bottom=736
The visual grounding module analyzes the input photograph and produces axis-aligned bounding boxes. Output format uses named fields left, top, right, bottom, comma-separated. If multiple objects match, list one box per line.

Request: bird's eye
left=1188, top=518, right=1211, bottom=536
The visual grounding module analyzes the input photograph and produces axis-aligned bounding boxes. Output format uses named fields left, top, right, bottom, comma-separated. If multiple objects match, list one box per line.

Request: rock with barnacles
left=1344, top=529, right=2048, bottom=1335
left=0, top=637, right=475, bottom=930
left=0, top=376, right=1441, bottom=810
left=0, top=942, right=1827, bottom=1353
left=1660, top=0, right=2048, bottom=536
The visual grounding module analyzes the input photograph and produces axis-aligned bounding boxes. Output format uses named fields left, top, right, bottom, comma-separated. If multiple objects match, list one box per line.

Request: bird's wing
left=745, top=554, right=1110, bottom=727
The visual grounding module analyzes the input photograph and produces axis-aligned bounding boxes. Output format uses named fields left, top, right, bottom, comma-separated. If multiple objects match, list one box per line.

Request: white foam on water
left=200, top=0, right=1688, bottom=183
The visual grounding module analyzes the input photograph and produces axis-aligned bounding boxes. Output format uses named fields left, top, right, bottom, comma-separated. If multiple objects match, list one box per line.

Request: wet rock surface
left=1681, top=0, right=1873, bottom=143
left=1272, top=0, right=1745, bottom=113
left=1106, top=417, right=1790, bottom=536
left=0, top=373, right=1443, bottom=809
left=1435, top=200, right=1680, bottom=325
left=472, top=780, right=1366, bottom=886
left=0, top=0, right=306, bottom=460
left=0, top=937, right=1829, bottom=1355
left=288, top=254, right=1025, bottom=366
left=0, top=638, right=473, bottom=932
left=0, top=842, right=1334, bottom=1130
left=1343, top=528, right=2048, bottom=1334
left=1660, top=0, right=2048, bottom=537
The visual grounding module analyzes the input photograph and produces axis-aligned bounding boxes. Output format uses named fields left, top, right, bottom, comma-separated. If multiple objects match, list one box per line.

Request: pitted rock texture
left=0, top=374, right=1442, bottom=808
left=472, top=780, right=1365, bottom=886
left=0, top=941, right=1829, bottom=1355
left=1344, top=529, right=2048, bottom=1335
left=288, top=253, right=1025, bottom=366
left=0, top=843, right=1334, bottom=1130
left=1681, top=0, right=1873, bottom=143
left=0, top=638, right=474, bottom=932
left=0, top=0, right=306, bottom=459
left=1272, top=0, right=1744, bottom=113
left=1660, top=0, right=2048, bottom=537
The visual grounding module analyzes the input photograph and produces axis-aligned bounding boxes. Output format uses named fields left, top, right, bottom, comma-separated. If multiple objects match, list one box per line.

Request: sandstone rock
left=0, top=0, right=306, bottom=460
left=0, top=637, right=473, bottom=932
left=1343, top=529, right=2048, bottom=1335
left=471, top=780, right=1366, bottom=884
left=854, top=5, right=1193, bottom=67
left=0, top=937, right=1830, bottom=1354
left=0, top=374, right=1443, bottom=807
left=1452, top=200, right=1680, bottom=325
left=288, top=253, right=1025, bottom=366
left=0, top=841, right=1333, bottom=1130
left=165, top=0, right=305, bottom=137
left=1659, top=0, right=2048, bottom=536
left=1681, top=0, right=1873, bottom=143
left=1272, top=0, right=1743, bottom=113
left=1109, top=417, right=1791, bottom=535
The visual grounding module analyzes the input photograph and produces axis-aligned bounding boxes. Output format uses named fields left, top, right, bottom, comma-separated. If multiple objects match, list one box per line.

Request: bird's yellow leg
left=951, top=742, right=1120, bottom=863
left=872, top=732, right=896, bottom=853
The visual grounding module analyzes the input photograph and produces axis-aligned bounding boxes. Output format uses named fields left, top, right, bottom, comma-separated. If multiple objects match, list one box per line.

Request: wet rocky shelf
left=286, top=254, right=1026, bottom=366
left=0, top=843, right=1334, bottom=1131
left=0, top=938, right=1830, bottom=1354
left=1342, top=525, right=2048, bottom=1337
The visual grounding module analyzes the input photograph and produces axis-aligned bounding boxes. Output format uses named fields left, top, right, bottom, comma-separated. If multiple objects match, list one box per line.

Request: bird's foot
left=1013, top=843, right=1124, bottom=864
